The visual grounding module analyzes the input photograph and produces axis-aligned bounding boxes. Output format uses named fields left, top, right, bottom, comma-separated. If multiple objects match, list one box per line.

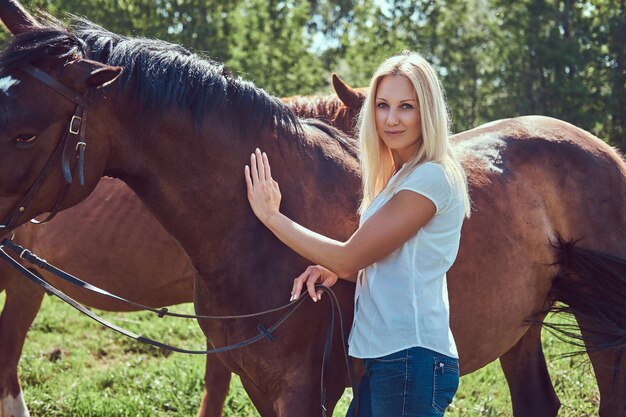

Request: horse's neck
left=103, top=116, right=219, bottom=256
left=107, top=113, right=361, bottom=282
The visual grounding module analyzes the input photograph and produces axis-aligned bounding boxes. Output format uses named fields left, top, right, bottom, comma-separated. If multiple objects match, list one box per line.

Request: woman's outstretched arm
left=245, top=148, right=435, bottom=278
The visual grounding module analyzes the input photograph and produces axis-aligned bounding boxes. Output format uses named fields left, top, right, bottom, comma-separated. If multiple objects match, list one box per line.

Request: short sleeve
left=395, top=163, right=451, bottom=213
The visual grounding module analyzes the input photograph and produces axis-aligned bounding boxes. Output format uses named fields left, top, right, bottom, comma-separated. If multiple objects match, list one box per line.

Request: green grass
left=1, top=292, right=599, bottom=416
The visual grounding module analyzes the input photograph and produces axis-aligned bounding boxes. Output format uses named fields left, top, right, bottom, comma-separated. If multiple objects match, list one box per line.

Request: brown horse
left=0, top=92, right=364, bottom=417
left=4, top=16, right=358, bottom=416
left=315, top=78, right=626, bottom=414
left=0, top=14, right=625, bottom=417
left=0, top=6, right=367, bottom=416
left=0, top=92, right=366, bottom=417
left=0, top=89, right=367, bottom=417
left=0, top=8, right=367, bottom=417
left=0, top=81, right=365, bottom=417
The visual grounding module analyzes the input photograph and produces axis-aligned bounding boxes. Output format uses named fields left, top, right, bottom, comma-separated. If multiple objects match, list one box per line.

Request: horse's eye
left=14, top=135, right=38, bottom=148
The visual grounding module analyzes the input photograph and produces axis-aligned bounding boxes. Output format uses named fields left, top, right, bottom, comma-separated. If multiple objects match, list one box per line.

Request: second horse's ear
left=0, top=0, right=40, bottom=35
left=332, top=73, right=363, bottom=109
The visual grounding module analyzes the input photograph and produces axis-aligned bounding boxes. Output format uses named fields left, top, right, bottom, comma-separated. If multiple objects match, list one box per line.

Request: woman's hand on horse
left=291, top=265, right=339, bottom=302
left=245, top=148, right=282, bottom=223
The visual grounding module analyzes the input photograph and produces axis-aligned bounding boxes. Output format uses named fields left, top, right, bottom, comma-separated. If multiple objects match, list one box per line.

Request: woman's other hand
left=291, top=265, right=339, bottom=302
left=245, top=148, right=281, bottom=224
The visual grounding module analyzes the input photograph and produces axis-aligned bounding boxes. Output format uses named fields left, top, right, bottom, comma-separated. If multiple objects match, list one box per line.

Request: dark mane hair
left=0, top=16, right=302, bottom=138
left=0, top=20, right=85, bottom=70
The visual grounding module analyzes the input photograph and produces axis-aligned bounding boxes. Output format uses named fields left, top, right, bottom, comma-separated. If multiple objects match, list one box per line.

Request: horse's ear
left=87, top=66, right=123, bottom=89
left=0, top=0, right=40, bottom=34
left=70, top=59, right=123, bottom=90
left=332, top=73, right=362, bottom=109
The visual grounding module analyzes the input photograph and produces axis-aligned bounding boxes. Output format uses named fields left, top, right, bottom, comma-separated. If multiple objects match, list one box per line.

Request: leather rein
left=0, top=64, right=358, bottom=416
left=0, top=237, right=355, bottom=416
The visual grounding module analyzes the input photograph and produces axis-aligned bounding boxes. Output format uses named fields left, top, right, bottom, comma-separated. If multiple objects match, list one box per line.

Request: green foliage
left=485, top=0, right=617, bottom=141
left=226, top=0, right=326, bottom=96
left=333, top=0, right=624, bottom=143
left=1, top=0, right=622, bottom=146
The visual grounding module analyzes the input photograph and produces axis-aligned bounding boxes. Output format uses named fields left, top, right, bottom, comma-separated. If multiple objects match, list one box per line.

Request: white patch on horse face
left=0, top=392, right=30, bottom=417
left=0, top=76, right=21, bottom=95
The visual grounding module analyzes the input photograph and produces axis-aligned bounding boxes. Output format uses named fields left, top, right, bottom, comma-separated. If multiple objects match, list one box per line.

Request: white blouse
left=348, top=162, right=465, bottom=359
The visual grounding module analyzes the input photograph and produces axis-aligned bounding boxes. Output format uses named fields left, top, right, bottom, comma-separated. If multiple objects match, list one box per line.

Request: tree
left=227, top=0, right=326, bottom=96
left=1, top=0, right=622, bottom=147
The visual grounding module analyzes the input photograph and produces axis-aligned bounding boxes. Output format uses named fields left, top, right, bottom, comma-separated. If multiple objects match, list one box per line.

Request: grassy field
left=1, top=292, right=600, bottom=416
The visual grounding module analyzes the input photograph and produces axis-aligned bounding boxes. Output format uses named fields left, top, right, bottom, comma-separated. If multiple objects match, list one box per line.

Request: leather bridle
left=0, top=63, right=90, bottom=232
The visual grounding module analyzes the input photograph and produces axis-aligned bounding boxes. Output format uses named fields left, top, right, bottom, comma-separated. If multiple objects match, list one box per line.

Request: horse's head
left=0, top=24, right=121, bottom=233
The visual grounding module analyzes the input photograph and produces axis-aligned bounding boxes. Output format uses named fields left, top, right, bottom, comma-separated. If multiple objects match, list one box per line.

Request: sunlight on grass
left=0, top=292, right=600, bottom=416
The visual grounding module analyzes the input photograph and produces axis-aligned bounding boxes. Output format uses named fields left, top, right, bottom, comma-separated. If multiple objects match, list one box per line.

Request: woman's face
left=375, top=75, right=422, bottom=165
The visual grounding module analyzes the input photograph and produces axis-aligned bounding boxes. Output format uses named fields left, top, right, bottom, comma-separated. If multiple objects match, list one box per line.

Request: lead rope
left=318, top=285, right=359, bottom=417
left=0, top=238, right=296, bottom=319
left=0, top=238, right=359, bottom=415
left=0, top=241, right=305, bottom=353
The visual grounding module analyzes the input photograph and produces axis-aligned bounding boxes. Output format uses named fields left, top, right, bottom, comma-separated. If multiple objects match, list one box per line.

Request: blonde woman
left=244, top=51, right=471, bottom=416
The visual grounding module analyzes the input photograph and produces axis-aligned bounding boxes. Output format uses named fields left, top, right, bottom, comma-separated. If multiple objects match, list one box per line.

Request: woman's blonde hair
left=356, top=51, right=471, bottom=217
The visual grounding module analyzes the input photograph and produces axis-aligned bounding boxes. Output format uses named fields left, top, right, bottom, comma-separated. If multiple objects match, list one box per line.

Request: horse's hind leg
left=499, top=322, right=560, bottom=417
left=196, top=349, right=232, bottom=417
left=578, top=325, right=626, bottom=417
left=0, top=270, right=45, bottom=417
left=549, top=238, right=626, bottom=416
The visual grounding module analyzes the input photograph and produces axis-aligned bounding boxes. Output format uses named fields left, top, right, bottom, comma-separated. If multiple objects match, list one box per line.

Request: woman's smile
left=384, top=129, right=406, bottom=136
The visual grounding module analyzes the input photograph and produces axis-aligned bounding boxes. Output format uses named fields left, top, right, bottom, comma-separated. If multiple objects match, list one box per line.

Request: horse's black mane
left=0, top=17, right=301, bottom=138
left=0, top=21, right=84, bottom=70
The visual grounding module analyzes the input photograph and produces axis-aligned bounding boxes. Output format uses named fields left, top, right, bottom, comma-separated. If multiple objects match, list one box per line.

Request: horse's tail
left=542, top=235, right=626, bottom=360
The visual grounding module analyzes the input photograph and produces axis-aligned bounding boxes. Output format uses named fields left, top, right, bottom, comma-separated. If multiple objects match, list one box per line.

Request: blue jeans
left=346, top=346, right=459, bottom=417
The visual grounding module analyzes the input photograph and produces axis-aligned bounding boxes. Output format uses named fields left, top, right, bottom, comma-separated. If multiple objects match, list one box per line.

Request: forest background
left=1, top=0, right=624, bottom=149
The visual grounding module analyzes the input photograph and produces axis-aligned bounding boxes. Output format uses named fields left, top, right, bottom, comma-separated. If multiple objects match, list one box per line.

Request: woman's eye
left=376, top=102, right=388, bottom=109
left=401, top=103, right=414, bottom=109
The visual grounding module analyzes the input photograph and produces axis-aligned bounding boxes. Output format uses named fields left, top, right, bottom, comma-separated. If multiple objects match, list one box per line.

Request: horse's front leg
left=239, top=364, right=344, bottom=417
left=196, top=348, right=232, bottom=417
left=499, top=320, right=560, bottom=417
left=274, top=366, right=346, bottom=417
left=0, top=269, right=46, bottom=417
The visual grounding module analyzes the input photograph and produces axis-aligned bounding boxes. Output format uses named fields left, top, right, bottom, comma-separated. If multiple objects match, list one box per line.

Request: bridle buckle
left=69, top=115, right=82, bottom=135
